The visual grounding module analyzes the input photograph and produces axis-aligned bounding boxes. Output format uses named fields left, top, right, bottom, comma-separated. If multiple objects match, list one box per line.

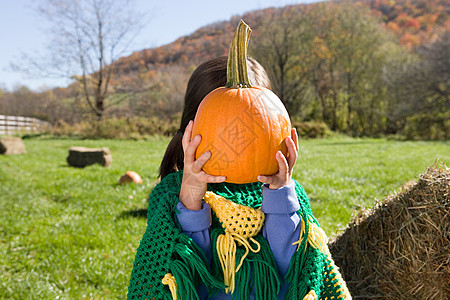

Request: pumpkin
left=192, top=20, right=291, bottom=184
left=119, top=171, right=143, bottom=185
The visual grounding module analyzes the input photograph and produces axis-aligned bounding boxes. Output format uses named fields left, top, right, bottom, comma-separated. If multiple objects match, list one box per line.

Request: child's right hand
left=179, top=120, right=226, bottom=210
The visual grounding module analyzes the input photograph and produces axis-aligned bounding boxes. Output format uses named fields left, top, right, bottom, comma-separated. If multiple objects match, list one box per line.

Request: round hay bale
left=328, top=163, right=449, bottom=299
left=67, top=146, right=112, bottom=168
left=0, top=136, right=26, bottom=155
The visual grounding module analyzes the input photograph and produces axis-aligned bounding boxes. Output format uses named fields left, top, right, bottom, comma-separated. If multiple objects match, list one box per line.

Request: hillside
left=2, top=0, right=448, bottom=140
left=114, top=8, right=273, bottom=76
left=114, top=0, right=449, bottom=79
left=369, top=0, right=450, bottom=46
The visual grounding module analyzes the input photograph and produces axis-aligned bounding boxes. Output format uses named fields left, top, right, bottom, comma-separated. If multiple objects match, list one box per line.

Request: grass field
left=0, top=136, right=448, bottom=298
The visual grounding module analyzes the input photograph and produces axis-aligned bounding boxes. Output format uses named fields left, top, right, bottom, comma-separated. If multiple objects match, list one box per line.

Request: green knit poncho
left=127, top=171, right=351, bottom=300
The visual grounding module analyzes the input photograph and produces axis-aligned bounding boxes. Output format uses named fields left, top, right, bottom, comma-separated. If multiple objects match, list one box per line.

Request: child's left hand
left=257, top=128, right=298, bottom=189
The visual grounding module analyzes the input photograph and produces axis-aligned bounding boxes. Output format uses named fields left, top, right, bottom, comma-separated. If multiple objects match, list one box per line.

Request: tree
left=14, top=0, right=146, bottom=119
left=386, top=31, right=450, bottom=139
left=305, top=1, right=395, bottom=134
left=252, top=6, right=315, bottom=115
left=254, top=1, right=395, bottom=134
left=332, top=2, right=388, bottom=134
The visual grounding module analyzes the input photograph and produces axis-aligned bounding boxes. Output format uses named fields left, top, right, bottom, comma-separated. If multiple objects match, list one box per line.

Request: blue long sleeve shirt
left=176, top=180, right=301, bottom=299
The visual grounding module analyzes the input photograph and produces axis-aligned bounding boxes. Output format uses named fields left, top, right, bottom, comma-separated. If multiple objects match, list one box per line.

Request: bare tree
left=13, top=0, right=146, bottom=119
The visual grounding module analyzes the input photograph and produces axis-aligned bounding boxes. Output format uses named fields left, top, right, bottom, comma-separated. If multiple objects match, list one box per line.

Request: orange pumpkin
left=192, top=20, right=291, bottom=184
left=119, top=171, right=143, bottom=185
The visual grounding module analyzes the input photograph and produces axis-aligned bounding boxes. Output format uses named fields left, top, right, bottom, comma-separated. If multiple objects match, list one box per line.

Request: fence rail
left=0, top=115, right=50, bottom=135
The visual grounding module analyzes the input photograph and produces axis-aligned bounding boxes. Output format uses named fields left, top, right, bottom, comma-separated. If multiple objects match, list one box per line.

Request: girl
left=127, top=56, right=351, bottom=300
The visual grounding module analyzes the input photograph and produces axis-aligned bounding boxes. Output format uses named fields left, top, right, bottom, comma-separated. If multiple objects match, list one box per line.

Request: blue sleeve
left=175, top=201, right=213, bottom=264
left=261, top=180, right=301, bottom=277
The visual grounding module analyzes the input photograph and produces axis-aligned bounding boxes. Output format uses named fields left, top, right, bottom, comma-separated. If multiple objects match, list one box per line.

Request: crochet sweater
left=127, top=170, right=351, bottom=300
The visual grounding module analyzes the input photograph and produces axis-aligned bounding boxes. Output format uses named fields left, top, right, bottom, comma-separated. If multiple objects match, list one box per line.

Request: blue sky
left=0, top=0, right=320, bottom=92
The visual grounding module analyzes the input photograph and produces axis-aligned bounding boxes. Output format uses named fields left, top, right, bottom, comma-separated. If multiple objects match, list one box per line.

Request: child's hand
left=179, top=120, right=226, bottom=210
left=257, top=128, right=299, bottom=189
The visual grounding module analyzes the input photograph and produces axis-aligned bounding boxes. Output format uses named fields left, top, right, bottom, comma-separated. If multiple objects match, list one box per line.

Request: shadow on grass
left=119, top=208, right=148, bottom=219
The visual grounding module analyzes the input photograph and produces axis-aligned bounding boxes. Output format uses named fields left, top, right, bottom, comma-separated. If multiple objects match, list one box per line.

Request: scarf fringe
left=285, top=212, right=310, bottom=299
left=285, top=211, right=352, bottom=300
left=211, top=228, right=281, bottom=299
left=215, top=231, right=262, bottom=293
left=250, top=234, right=281, bottom=300
left=234, top=257, right=251, bottom=299
left=169, top=260, right=199, bottom=300
left=162, top=273, right=177, bottom=300
left=166, top=234, right=225, bottom=299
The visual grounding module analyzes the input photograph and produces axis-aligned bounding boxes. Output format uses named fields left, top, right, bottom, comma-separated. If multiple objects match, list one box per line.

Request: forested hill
left=369, top=0, right=449, bottom=46
left=115, top=0, right=449, bottom=78
left=114, top=9, right=268, bottom=75
left=2, top=0, right=448, bottom=140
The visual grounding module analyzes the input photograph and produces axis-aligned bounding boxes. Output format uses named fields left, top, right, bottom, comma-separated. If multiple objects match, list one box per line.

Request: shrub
left=50, top=116, right=180, bottom=139
left=402, top=112, right=450, bottom=140
left=50, top=117, right=333, bottom=140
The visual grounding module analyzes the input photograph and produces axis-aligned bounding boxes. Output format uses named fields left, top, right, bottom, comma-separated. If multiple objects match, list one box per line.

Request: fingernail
left=194, top=135, right=201, bottom=142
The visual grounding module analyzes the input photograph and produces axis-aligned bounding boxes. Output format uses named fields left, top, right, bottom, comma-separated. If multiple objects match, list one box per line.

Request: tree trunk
left=346, top=73, right=353, bottom=133
left=331, top=91, right=338, bottom=131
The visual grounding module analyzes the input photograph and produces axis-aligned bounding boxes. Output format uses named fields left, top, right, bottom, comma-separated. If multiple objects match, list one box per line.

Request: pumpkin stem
left=226, top=20, right=252, bottom=88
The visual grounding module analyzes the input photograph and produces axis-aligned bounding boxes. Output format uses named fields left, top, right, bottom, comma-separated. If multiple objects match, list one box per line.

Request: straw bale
left=328, top=163, right=449, bottom=299
left=67, top=146, right=112, bottom=168
left=0, top=136, right=26, bottom=154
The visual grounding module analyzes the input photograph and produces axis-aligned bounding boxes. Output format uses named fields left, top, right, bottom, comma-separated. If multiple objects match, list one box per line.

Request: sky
left=0, top=0, right=321, bottom=92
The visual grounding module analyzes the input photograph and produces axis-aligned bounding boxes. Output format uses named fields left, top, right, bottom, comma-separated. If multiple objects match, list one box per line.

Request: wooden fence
left=0, top=115, right=51, bottom=135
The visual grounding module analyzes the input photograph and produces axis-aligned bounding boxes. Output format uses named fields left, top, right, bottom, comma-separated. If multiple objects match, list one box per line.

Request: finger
left=199, top=171, right=226, bottom=183
left=285, top=136, right=298, bottom=172
left=192, top=151, right=211, bottom=173
left=291, top=128, right=299, bottom=152
left=182, top=120, right=194, bottom=152
left=185, top=134, right=201, bottom=165
left=276, top=150, right=289, bottom=176
left=257, top=175, right=275, bottom=185
left=205, top=174, right=227, bottom=183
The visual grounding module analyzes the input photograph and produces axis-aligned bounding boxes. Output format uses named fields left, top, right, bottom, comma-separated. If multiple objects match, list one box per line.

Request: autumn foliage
left=114, top=0, right=448, bottom=77
left=1, top=0, right=448, bottom=139
left=368, top=0, right=449, bottom=47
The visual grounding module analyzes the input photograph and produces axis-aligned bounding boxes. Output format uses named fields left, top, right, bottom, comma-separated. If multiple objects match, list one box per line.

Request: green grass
left=0, top=136, right=448, bottom=298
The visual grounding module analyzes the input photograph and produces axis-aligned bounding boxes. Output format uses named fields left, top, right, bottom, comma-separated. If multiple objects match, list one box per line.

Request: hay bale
left=328, top=163, right=449, bottom=299
left=0, top=136, right=26, bottom=155
left=67, top=146, right=112, bottom=168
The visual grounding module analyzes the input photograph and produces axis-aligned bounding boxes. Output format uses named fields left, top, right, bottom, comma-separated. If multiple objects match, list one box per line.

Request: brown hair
left=158, top=56, right=271, bottom=179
